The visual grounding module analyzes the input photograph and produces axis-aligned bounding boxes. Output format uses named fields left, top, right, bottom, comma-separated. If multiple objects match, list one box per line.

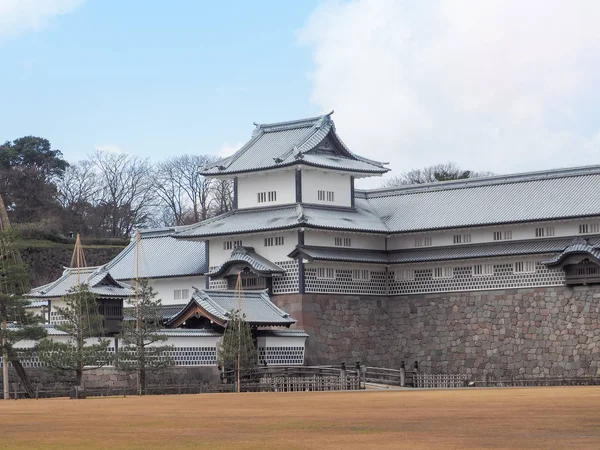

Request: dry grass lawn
left=1, top=387, right=600, bottom=449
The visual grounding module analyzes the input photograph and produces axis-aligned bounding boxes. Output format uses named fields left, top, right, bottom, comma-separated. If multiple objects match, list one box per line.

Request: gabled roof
left=365, top=165, right=600, bottom=232
left=106, top=226, right=207, bottom=280
left=202, top=113, right=388, bottom=176
left=165, top=288, right=295, bottom=328
left=541, top=237, right=600, bottom=267
left=27, top=266, right=134, bottom=299
left=208, top=247, right=285, bottom=278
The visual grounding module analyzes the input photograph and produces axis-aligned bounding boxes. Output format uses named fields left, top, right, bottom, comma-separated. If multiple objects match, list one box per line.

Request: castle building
left=23, top=113, right=600, bottom=378
left=171, top=113, right=600, bottom=377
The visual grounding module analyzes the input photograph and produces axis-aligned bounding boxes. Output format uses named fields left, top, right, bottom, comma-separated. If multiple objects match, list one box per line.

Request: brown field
left=1, top=387, right=600, bottom=449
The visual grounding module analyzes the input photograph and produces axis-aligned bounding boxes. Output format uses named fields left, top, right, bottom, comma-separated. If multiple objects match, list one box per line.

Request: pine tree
left=118, top=279, right=172, bottom=395
left=218, top=310, right=257, bottom=392
left=0, top=227, right=46, bottom=399
left=37, top=285, right=112, bottom=389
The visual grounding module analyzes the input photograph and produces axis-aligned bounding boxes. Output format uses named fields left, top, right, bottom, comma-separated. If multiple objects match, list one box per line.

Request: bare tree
left=56, top=160, right=101, bottom=235
left=210, top=179, right=234, bottom=216
left=91, top=151, right=155, bottom=237
left=153, top=155, right=216, bottom=225
left=382, top=162, right=494, bottom=187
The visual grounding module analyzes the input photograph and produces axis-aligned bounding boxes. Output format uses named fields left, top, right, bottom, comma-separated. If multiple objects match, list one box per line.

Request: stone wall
left=9, top=366, right=220, bottom=393
left=275, top=285, right=600, bottom=378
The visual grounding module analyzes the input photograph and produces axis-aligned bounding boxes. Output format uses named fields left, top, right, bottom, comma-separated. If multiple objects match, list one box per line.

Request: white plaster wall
left=209, top=231, right=297, bottom=267
left=256, top=335, right=307, bottom=348
left=121, top=276, right=205, bottom=306
left=147, top=335, right=220, bottom=348
left=302, top=169, right=352, bottom=207
left=304, top=229, right=385, bottom=250
left=388, top=217, right=600, bottom=250
left=237, top=169, right=296, bottom=208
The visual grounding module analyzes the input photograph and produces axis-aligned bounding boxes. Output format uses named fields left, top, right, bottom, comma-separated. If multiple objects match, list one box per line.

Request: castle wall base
left=275, top=286, right=600, bottom=378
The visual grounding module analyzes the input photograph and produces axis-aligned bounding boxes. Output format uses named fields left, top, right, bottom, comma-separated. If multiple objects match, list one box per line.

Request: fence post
left=340, top=362, right=346, bottom=391
left=400, top=361, right=406, bottom=387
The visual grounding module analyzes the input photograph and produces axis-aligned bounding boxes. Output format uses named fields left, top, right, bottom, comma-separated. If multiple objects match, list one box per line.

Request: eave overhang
left=541, top=238, right=600, bottom=268
left=207, top=246, right=285, bottom=278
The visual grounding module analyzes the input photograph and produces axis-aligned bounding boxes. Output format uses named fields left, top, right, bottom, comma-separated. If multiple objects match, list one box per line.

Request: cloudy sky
left=1, top=0, right=599, bottom=187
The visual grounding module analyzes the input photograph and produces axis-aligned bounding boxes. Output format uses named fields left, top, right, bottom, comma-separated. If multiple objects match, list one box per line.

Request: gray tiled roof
left=123, top=303, right=188, bottom=321
left=151, top=328, right=221, bottom=337
left=176, top=201, right=388, bottom=238
left=208, top=247, right=284, bottom=277
left=106, top=227, right=207, bottom=280
left=364, top=166, right=600, bottom=232
left=166, top=289, right=295, bottom=327
left=288, top=237, right=600, bottom=265
left=8, top=324, right=68, bottom=337
left=25, top=300, right=48, bottom=309
left=289, top=246, right=388, bottom=264
left=256, top=329, right=309, bottom=338
left=541, top=238, right=600, bottom=266
left=202, top=114, right=388, bottom=176
left=27, top=266, right=134, bottom=299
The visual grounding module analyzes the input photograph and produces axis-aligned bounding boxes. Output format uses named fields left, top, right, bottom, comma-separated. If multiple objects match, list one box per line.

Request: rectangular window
left=174, top=289, right=190, bottom=301
left=514, top=261, right=536, bottom=273
left=265, top=236, right=284, bottom=246
left=318, top=190, right=335, bottom=202
left=395, top=269, right=415, bottom=281
left=493, top=230, right=512, bottom=241
left=580, top=223, right=600, bottom=234
left=334, top=237, right=351, bottom=247
left=453, top=234, right=471, bottom=244
left=432, top=266, right=453, bottom=279
left=352, top=269, right=370, bottom=281
left=535, top=227, right=555, bottom=237
left=414, top=237, right=432, bottom=247
left=316, top=267, right=335, bottom=279
left=472, top=264, right=493, bottom=276
left=223, top=240, right=242, bottom=250
left=258, top=191, right=276, bottom=203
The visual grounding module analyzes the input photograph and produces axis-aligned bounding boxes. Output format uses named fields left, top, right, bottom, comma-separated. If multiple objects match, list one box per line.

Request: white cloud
left=300, top=0, right=600, bottom=187
left=0, top=0, right=85, bottom=42
left=94, top=144, right=123, bottom=155
left=217, top=142, right=243, bottom=158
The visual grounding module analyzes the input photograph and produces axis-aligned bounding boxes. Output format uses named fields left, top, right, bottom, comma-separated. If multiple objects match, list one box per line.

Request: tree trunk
left=76, top=369, right=83, bottom=387
left=11, top=358, right=35, bottom=398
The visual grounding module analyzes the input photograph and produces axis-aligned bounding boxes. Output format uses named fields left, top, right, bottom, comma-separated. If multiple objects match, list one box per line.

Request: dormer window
left=318, top=190, right=335, bottom=202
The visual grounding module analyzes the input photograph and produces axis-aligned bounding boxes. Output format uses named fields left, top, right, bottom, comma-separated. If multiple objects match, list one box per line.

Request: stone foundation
left=275, top=285, right=600, bottom=378
left=9, top=366, right=220, bottom=393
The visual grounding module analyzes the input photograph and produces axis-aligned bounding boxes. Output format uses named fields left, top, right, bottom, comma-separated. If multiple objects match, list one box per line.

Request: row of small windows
left=334, top=237, right=352, bottom=247
left=223, top=240, right=243, bottom=250
left=413, top=222, right=599, bottom=248
left=580, top=223, right=600, bottom=234
left=318, top=190, right=335, bottom=202
left=264, top=236, right=285, bottom=246
left=257, top=191, right=277, bottom=203
left=316, top=262, right=539, bottom=282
